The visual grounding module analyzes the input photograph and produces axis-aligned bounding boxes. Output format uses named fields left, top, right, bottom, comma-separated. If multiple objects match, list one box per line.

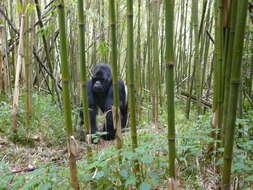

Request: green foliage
left=75, top=131, right=167, bottom=189
left=232, top=111, right=253, bottom=188
left=0, top=162, right=72, bottom=190
left=0, top=92, right=65, bottom=146
left=1, top=96, right=252, bottom=189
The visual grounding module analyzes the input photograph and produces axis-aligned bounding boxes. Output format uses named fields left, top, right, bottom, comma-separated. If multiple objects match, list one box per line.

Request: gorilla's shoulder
left=87, top=79, right=92, bottom=85
left=87, top=79, right=93, bottom=89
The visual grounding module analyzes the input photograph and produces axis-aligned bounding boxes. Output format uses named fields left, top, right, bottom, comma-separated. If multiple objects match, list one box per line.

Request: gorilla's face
left=92, top=63, right=112, bottom=93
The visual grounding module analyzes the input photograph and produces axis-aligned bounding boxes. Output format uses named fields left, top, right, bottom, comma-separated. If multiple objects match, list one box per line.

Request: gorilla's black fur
left=80, top=63, right=128, bottom=141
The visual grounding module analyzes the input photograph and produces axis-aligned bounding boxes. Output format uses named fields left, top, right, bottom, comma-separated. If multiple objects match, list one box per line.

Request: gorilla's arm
left=118, top=79, right=127, bottom=109
left=102, top=85, right=114, bottom=140
left=87, top=80, right=98, bottom=135
left=118, top=80, right=128, bottom=128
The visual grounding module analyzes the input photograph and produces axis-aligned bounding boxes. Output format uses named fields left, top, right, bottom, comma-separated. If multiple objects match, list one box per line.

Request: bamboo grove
left=0, top=0, right=252, bottom=189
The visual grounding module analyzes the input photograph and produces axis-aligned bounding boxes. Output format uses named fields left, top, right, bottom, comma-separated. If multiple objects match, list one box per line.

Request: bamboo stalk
left=109, top=0, right=122, bottom=149
left=126, top=0, right=141, bottom=183
left=77, top=0, right=93, bottom=161
left=165, top=0, right=176, bottom=178
left=12, top=13, right=25, bottom=135
left=151, top=0, right=159, bottom=124
left=57, top=1, right=80, bottom=189
left=222, top=0, right=248, bottom=188
left=24, top=0, right=32, bottom=129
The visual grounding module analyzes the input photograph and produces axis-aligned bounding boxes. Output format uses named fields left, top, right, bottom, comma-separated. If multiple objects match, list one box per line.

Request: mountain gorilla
left=80, top=63, right=128, bottom=141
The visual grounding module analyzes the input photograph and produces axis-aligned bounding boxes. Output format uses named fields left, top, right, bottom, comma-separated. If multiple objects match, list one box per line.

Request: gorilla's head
left=92, top=63, right=112, bottom=93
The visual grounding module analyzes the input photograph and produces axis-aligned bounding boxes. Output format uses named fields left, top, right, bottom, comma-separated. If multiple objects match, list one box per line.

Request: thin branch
left=206, top=30, right=214, bottom=44
left=0, top=8, right=19, bottom=35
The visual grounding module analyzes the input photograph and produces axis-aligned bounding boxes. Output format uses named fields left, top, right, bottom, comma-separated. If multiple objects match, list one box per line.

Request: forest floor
left=0, top=92, right=253, bottom=189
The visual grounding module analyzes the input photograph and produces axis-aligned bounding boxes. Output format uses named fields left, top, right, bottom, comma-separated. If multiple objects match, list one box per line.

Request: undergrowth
left=0, top=93, right=252, bottom=189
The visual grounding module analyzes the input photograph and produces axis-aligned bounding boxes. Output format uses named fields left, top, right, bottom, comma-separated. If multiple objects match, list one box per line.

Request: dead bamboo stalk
left=12, top=14, right=25, bottom=135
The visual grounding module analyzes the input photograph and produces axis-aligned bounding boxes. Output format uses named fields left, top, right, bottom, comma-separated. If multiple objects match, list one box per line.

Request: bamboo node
left=81, top=82, right=87, bottom=88
left=78, top=23, right=85, bottom=27
left=168, top=138, right=175, bottom=141
left=224, top=156, right=232, bottom=161
left=67, top=136, right=80, bottom=157
left=231, top=80, right=240, bottom=85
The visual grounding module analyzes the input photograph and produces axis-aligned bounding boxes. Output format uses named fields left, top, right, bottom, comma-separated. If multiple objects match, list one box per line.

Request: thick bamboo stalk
left=126, top=0, right=141, bottom=182
left=151, top=0, right=159, bottom=124
left=77, top=0, right=93, bottom=161
left=222, top=0, right=238, bottom=144
left=146, top=0, right=152, bottom=99
left=211, top=0, right=223, bottom=155
left=249, top=40, right=253, bottom=97
left=222, top=0, right=248, bottom=188
left=185, top=0, right=195, bottom=119
left=109, top=0, right=122, bottom=149
left=192, top=0, right=201, bottom=114
left=57, top=1, right=79, bottom=189
left=165, top=0, right=176, bottom=178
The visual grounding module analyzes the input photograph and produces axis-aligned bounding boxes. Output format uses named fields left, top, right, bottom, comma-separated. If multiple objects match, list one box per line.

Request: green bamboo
left=159, top=4, right=165, bottom=106
left=211, top=0, right=223, bottom=152
left=185, top=0, right=195, bottom=119
left=126, top=0, right=137, bottom=151
left=222, top=0, right=238, bottom=143
left=57, top=1, right=79, bottom=189
left=176, top=0, right=184, bottom=84
left=136, top=0, right=142, bottom=120
left=77, top=0, right=92, bottom=160
left=218, top=0, right=230, bottom=148
left=182, top=0, right=188, bottom=84
left=201, top=2, right=212, bottom=100
left=192, top=0, right=201, bottom=114
left=165, top=0, right=176, bottom=178
left=151, top=0, right=159, bottom=124
left=249, top=40, right=253, bottom=97
left=146, top=0, right=151, bottom=97
left=0, top=25, right=3, bottom=94
left=109, top=0, right=122, bottom=149
left=198, top=0, right=208, bottom=100
left=222, top=0, right=248, bottom=188
left=126, top=0, right=141, bottom=181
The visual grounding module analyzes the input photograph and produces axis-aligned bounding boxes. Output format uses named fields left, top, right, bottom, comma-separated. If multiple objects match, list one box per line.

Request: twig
left=179, top=91, right=212, bottom=108
left=206, top=30, right=214, bottom=44
left=0, top=8, right=19, bottom=35
left=12, top=166, right=37, bottom=174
